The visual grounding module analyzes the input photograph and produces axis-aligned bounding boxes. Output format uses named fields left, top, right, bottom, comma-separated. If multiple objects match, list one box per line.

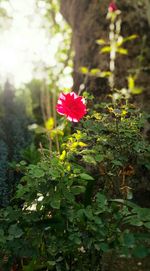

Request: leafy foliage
left=0, top=1, right=150, bottom=271
left=0, top=81, right=33, bottom=206
left=0, top=104, right=150, bottom=270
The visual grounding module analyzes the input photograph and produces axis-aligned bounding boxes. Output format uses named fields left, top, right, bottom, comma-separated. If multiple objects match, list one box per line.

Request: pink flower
left=108, top=2, right=118, bottom=12
left=56, top=92, right=87, bottom=122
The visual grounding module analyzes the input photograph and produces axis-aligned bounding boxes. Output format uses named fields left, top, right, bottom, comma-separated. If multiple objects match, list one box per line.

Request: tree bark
left=61, top=0, right=150, bottom=108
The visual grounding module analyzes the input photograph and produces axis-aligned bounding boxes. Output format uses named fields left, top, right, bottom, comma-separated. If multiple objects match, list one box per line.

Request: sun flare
left=0, top=0, right=73, bottom=88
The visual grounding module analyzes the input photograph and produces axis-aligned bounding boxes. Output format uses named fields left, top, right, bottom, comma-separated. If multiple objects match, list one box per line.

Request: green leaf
left=50, top=197, right=61, bottom=209
left=144, top=222, right=150, bottom=229
left=47, top=261, right=56, bottom=267
left=0, top=229, right=5, bottom=243
left=127, top=190, right=133, bottom=200
left=71, top=186, right=85, bottom=195
left=80, top=173, right=94, bottom=181
left=129, top=217, right=143, bottom=227
left=110, top=199, right=138, bottom=209
left=112, top=160, right=123, bottom=166
left=95, top=154, right=104, bottom=162
left=84, top=207, right=94, bottom=220
left=136, top=208, right=150, bottom=221
left=99, top=242, right=109, bottom=252
left=83, top=155, right=96, bottom=165
left=8, top=224, right=23, bottom=239
left=123, top=232, right=135, bottom=247
left=29, top=166, right=45, bottom=178
left=133, top=246, right=149, bottom=258
left=96, top=193, right=107, bottom=206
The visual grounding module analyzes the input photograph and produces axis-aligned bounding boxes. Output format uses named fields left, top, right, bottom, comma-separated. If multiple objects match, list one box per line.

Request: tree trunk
left=61, top=0, right=150, bottom=109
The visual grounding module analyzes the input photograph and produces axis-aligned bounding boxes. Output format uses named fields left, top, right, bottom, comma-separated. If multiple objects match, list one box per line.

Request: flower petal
left=56, top=91, right=87, bottom=122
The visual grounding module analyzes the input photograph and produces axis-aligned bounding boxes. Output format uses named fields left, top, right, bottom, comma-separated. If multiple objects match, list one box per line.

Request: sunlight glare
left=0, top=0, right=73, bottom=89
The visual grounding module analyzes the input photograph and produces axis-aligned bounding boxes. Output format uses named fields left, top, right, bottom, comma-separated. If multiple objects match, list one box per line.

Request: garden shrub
left=0, top=104, right=150, bottom=270
left=0, top=3, right=150, bottom=271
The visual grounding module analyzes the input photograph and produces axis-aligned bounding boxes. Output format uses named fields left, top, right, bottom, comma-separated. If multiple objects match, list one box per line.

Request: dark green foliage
left=0, top=139, right=9, bottom=207
left=74, top=105, right=150, bottom=201
left=0, top=81, right=33, bottom=206
left=0, top=153, right=149, bottom=270
left=0, top=104, right=149, bottom=270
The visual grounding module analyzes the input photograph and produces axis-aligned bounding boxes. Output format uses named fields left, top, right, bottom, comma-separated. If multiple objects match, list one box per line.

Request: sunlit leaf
left=116, top=48, right=128, bottom=55
left=130, top=87, right=143, bottom=95
left=100, top=46, right=111, bottom=53
left=89, top=68, right=101, bottom=76
left=128, top=76, right=135, bottom=90
left=80, top=66, right=89, bottom=74
left=59, top=150, right=66, bottom=161
left=96, top=39, right=106, bottom=45
left=45, top=117, right=54, bottom=131
left=100, top=71, right=111, bottom=77
left=128, top=76, right=143, bottom=95
left=78, top=141, right=87, bottom=147
left=117, top=35, right=138, bottom=46
left=122, top=34, right=138, bottom=43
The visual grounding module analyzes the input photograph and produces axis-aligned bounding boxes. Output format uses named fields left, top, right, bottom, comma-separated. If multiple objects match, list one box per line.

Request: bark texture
left=61, top=0, right=150, bottom=108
